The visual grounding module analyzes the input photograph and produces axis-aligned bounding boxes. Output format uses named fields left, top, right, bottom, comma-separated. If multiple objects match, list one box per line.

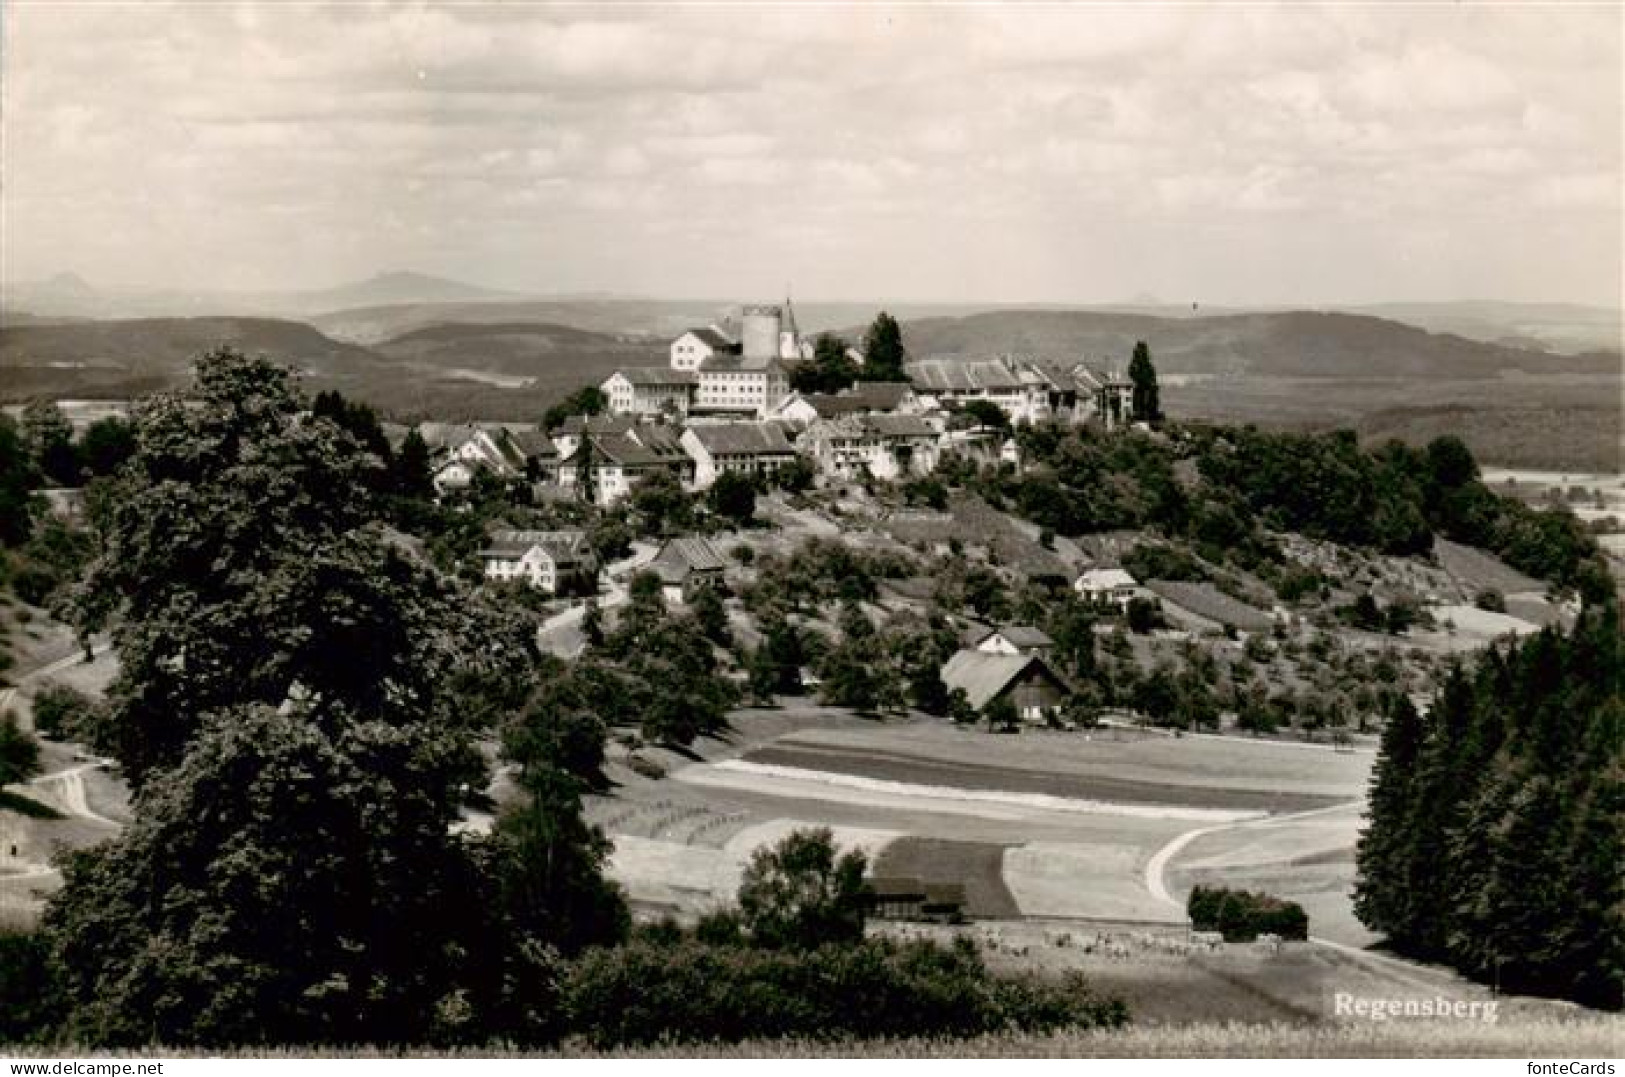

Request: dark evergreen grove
left=1354, top=602, right=1624, bottom=1010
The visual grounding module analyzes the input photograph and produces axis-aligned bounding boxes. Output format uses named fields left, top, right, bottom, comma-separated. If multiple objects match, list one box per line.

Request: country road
left=0, top=638, right=113, bottom=732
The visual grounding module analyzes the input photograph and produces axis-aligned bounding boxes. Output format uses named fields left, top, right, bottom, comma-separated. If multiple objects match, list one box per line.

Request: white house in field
left=801, top=414, right=940, bottom=481
left=1075, top=566, right=1140, bottom=609
left=679, top=422, right=800, bottom=489
left=602, top=367, right=696, bottom=418
left=479, top=529, right=597, bottom=593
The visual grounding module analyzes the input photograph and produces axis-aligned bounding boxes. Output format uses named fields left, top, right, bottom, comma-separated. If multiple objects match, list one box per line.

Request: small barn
left=940, top=649, right=1070, bottom=724
left=649, top=536, right=727, bottom=603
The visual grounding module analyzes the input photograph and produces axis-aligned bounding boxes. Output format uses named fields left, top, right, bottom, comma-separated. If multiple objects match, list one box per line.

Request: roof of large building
left=612, top=366, right=697, bottom=387
left=686, top=422, right=797, bottom=456
left=699, top=353, right=790, bottom=374
left=803, top=382, right=915, bottom=417
left=627, top=423, right=688, bottom=457
left=680, top=327, right=739, bottom=350
left=479, top=528, right=593, bottom=564
left=940, top=650, right=1066, bottom=711
left=906, top=358, right=1027, bottom=392
left=554, top=414, right=637, bottom=437
left=650, top=536, right=728, bottom=583
left=860, top=414, right=938, bottom=438
left=1076, top=566, right=1139, bottom=590
left=561, top=429, right=686, bottom=468
left=983, top=625, right=1056, bottom=649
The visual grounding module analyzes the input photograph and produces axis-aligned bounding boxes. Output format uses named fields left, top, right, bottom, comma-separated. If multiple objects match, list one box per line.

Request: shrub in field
left=562, top=935, right=1125, bottom=1048
left=1187, top=885, right=1309, bottom=942
left=29, top=683, right=105, bottom=742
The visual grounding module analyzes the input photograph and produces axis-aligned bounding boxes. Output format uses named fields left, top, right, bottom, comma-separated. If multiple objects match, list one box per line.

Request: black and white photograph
left=0, top=1, right=1620, bottom=1063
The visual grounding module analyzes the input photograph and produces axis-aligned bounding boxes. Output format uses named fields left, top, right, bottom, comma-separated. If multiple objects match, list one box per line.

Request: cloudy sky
left=2, top=2, right=1620, bottom=305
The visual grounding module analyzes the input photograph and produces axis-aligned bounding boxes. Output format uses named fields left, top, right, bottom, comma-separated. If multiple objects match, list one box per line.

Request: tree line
left=1354, top=602, right=1623, bottom=1009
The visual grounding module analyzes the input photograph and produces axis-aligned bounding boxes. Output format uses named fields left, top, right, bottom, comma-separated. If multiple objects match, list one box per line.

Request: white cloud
left=0, top=2, right=1617, bottom=304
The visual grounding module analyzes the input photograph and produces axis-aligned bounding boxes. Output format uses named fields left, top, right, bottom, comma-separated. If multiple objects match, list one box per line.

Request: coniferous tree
left=1127, top=341, right=1161, bottom=423
left=861, top=312, right=906, bottom=381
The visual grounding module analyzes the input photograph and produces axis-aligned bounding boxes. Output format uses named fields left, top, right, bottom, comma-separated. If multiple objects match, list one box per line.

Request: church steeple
left=779, top=289, right=803, bottom=359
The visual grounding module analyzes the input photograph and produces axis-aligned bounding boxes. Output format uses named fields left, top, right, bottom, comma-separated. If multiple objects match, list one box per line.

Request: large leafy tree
left=76, top=416, right=137, bottom=480
left=44, top=348, right=572, bottom=1046
left=21, top=399, right=79, bottom=488
left=45, top=706, right=539, bottom=1048
left=790, top=333, right=860, bottom=394
left=736, top=827, right=870, bottom=949
left=71, top=350, right=519, bottom=785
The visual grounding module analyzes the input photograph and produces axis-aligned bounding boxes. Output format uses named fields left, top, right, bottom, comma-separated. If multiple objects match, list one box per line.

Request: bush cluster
left=1187, top=885, right=1309, bottom=942
left=563, top=935, right=1125, bottom=1048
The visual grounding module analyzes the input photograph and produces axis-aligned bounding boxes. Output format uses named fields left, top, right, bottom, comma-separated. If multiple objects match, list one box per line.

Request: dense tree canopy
left=34, top=348, right=590, bottom=1048
left=861, top=312, right=907, bottom=382
left=789, top=333, right=860, bottom=394
left=0, top=414, right=40, bottom=546
left=1355, top=605, right=1624, bottom=1009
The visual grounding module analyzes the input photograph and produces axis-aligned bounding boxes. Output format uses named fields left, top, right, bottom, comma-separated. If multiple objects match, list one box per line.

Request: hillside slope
left=371, top=321, right=663, bottom=379
left=0, top=317, right=390, bottom=400
left=889, top=309, right=1616, bottom=380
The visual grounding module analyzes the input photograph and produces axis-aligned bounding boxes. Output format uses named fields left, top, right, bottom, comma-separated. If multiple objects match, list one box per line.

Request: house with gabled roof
left=479, top=529, right=597, bottom=594
left=1075, top=566, right=1141, bottom=609
left=649, top=536, right=727, bottom=603
left=669, top=326, right=740, bottom=372
left=966, top=624, right=1056, bottom=659
left=802, top=413, right=940, bottom=482
left=940, top=650, right=1070, bottom=724
left=426, top=425, right=529, bottom=495
left=602, top=366, right=697, bottom=418
left=1073, top=365, right=1136, bottom=429
left=679, top=421, right=800, bottom=489
left=907, top=356, right=1059, bottom=425
left=770, top=382, right=922, bottom=423
left=556, top=422, right=694, bottom=505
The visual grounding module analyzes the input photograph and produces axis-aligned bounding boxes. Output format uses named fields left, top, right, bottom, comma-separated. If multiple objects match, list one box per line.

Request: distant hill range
left=0, top=270, right=526, bottom=322
left=877, top=308, right=1620, bottom=381
left=1, top=291, right=1617, bottom=470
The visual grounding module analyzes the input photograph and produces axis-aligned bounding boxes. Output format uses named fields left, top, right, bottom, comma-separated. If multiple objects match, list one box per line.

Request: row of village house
left=427, top=301, right=1142, bottom=505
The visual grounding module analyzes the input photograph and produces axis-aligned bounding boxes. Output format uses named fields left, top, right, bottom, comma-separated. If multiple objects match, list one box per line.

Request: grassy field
left=44, top=1015, right=1609, bottom=1057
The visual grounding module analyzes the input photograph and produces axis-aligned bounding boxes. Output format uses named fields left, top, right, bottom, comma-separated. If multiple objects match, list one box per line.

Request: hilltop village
left=426, top=300, right=1139, bottom=511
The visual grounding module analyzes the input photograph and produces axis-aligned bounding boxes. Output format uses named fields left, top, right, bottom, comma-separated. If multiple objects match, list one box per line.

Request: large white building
left=905, top=357, right=1064, bottom=426
left=479, top=529, right=597, bottom=593
left=680, top=422, right=800, bottom=488
left=671, top=301, right=803, bottom=420
left=602, top=367, right=696, bottom=418
left=801, top=414, right=940, bottom=482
